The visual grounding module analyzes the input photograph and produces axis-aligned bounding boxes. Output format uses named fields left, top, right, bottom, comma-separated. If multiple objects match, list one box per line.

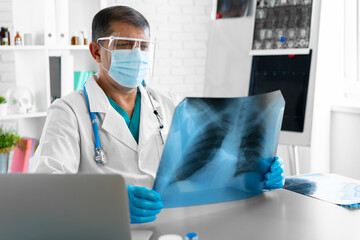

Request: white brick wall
left=0, top=0, right=213, bottom=98
left=106, top=0, right=213, bottom=97
left=0, top=0, right=15, bottom=97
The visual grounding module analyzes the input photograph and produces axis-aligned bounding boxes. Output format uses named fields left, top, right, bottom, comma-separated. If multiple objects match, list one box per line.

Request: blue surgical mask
left=101, top=48, right=150, bottom=88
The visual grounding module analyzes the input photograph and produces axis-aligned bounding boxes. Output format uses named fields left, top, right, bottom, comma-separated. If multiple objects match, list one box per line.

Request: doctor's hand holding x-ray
left=30, top=6, right=284, bottom=224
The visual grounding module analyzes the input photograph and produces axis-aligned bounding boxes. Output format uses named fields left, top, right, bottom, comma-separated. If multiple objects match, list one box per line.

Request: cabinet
left=0, top=0, right=103, bottom=139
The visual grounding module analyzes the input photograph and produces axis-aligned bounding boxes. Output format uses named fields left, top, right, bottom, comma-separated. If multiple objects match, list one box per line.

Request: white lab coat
left=30, top=75, right=183, bottom=189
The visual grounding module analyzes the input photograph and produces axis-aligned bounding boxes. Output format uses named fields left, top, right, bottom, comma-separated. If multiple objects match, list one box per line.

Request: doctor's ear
left=89, top=42, right=102, bottom=63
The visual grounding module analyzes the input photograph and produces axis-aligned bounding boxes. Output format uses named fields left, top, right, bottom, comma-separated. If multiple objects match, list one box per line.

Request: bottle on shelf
left=71, top=32, right=79, bottom=45
left=23, top=33, right=32, bottom=45
left=1, top=27, right=11, bottom=45
left=14, top=32, right=22, bottom=46
left=83, top=31, right=88, bottom=45
left=0, top=27, right=3, bottom=44
left=71, top=31, right=88, bottom=46
left=78, top=31, right=84, bottom=46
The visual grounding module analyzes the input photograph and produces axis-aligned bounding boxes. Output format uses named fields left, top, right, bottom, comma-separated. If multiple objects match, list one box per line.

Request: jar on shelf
left=71, top=32, right=79, bottom=45
left=1, top=27, right=11, bottom=45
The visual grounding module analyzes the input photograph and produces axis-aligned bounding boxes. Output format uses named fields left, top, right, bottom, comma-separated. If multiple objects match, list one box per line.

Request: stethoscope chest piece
left=95, top=147, right=107, bottom=166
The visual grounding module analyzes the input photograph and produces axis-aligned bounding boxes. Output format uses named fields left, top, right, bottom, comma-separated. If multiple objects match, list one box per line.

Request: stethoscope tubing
left=84, top=85, right=102, bottom=149
left=83, top=81, right=164, bottom=166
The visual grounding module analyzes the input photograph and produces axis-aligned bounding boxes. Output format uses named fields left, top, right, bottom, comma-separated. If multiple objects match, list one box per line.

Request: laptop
left=0, top=174, right=133, bottom=240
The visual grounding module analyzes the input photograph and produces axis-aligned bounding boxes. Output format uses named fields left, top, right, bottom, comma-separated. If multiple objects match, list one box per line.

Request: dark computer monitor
left=249, top=51, right=312, bottom=132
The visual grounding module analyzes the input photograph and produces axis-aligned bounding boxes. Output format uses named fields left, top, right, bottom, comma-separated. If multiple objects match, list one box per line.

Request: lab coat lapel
left=85, top=76, right=138, bottom=152
left=138, top=85, right=163, bottom=178
left=138, top=85, right=161, bottom=147
left=102, top=109, right=138, bottom=152
left=85, top=76, right=108, bottom=114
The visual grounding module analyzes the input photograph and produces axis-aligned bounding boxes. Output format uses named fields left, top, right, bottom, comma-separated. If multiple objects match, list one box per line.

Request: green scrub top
left=107, top=89, right=141, bottom=143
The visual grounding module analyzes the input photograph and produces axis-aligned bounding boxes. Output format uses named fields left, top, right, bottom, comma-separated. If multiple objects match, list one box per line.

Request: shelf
left=0, top=46, right=46, bottom=51
left=48, top=45, right=90, bottom=50
left=0, top=45, right=89, bottom=51
left=249, top=48, right=311, bottom=56
left=0, top=112, right=47, bottom=121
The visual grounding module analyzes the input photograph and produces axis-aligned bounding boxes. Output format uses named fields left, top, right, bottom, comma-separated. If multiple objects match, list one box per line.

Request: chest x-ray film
left=284, top=173, right=360, bottom=209
left=154, top=91, right=285, bottom=208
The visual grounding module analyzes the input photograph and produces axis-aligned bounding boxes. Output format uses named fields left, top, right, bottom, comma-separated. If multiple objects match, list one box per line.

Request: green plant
left=0, top=126, right=22, bottom=154
left=0, top=97, right=6, bottom=104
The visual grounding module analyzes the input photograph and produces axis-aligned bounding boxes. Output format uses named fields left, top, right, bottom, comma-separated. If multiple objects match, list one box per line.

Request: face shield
left=97, top=32, right=156, bottom=87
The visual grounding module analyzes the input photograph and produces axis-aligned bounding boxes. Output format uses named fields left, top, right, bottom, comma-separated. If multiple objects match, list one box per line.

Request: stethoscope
left=83, top=81, right=164, bottom=166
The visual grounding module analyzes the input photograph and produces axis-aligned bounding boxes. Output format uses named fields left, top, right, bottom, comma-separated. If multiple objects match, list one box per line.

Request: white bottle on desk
left=158, top=234, right=182, bottom=240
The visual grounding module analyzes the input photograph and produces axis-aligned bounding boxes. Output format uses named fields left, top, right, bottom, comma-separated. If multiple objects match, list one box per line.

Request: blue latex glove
left=264, top=156, right=285, bottom=190
left=127, top=185, right=164, bottom=224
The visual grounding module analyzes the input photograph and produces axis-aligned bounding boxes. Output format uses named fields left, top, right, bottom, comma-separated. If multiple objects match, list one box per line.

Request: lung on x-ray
left=153, top=91, right=285, bottom=208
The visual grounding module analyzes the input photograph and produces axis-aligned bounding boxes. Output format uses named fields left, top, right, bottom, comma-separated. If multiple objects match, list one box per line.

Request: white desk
left=132, top=189, right=360, bottom=240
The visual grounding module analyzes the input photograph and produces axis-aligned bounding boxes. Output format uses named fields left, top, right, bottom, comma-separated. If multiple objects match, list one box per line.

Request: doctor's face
left=99, top=21, right=150, bottom=73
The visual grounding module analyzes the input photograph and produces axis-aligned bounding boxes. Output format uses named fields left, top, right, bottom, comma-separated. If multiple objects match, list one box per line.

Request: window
left=344, top=0, right=360, bottom=99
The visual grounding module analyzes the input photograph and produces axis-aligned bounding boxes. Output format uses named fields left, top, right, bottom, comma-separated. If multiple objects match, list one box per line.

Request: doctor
left=30, top=6, right=284, bottom=224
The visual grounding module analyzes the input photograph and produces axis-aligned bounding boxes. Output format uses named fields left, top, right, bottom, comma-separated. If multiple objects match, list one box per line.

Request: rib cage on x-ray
left=170, top=98, right=267, bottom=183
left=153, top=91, right=284, bottom=208
left=236, top=99, right=267, bottom=176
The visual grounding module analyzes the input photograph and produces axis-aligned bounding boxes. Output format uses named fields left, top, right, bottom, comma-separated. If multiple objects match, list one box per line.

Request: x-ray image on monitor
left=154, top=91, right=285, bottom=208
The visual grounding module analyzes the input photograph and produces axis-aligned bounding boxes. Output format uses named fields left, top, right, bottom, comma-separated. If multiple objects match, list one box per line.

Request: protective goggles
left=97, top=35, right=155, bottom=52
left=97, top=33, right=156, bottom=83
